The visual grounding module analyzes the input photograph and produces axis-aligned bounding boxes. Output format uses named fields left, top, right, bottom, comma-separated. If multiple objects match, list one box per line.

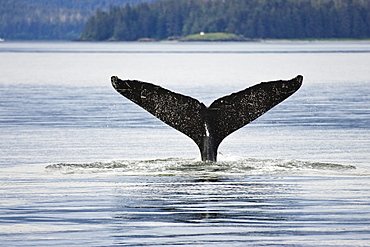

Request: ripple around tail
left=45, top=156, right=356, bottom=176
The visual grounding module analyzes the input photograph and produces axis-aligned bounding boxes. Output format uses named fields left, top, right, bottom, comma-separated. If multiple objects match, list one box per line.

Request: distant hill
left=80, top=0, right=370, bottom=41
left=0, top=0, right=157, bottom=40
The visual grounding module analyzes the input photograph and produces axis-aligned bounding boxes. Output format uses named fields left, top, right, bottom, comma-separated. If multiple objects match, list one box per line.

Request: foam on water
left=46, top=156, right=356, bottom=177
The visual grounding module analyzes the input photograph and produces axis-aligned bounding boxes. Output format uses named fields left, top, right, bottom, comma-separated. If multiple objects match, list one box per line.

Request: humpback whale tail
left=111, top=75, right=303, bottom=162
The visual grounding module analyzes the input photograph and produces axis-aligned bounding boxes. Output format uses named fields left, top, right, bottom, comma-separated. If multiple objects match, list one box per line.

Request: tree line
left=80, top=0, right=370, bottom=41
left=0, top=0, right=156, bottom=40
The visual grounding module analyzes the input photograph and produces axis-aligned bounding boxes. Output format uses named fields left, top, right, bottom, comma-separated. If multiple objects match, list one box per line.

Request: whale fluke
left=111, top=75, right=303, bottom=161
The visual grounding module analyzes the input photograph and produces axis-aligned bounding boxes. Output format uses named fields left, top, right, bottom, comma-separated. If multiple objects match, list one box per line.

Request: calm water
left=0, top=41, right=370, bottom=246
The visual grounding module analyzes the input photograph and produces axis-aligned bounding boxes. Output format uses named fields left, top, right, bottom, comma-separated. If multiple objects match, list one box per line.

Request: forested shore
left=1, top=0, right=369, bottom=41
left=80, top=0, right=370, bottom=41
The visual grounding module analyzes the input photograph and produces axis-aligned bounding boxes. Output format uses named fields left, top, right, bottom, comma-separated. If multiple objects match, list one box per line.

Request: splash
left=46, top=156, right=355, bottom=177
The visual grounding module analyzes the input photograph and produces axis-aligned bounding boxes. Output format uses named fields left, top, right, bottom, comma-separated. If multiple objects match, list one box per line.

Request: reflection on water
left=0, top=158, right=368, bottom=246
left=39, top=159, right=368, bottom=247
left=112, top=176, right=295, bottom=246
left=111, top=173, right=369, bottom=246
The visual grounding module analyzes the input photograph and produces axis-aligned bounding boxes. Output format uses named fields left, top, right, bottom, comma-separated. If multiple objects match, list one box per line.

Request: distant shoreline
left=2, top=37, right=370, bottom=42
left=73, top=38, right=370, bottom=43
left=74, top=31, right=370, bottom=43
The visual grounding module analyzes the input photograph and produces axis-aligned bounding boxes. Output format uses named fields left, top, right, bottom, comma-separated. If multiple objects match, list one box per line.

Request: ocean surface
left=0, top=41, right=369, bottom=246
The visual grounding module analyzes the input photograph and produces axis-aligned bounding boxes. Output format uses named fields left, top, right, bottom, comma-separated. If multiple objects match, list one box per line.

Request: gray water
left=0, top=41, right=369, bottom=246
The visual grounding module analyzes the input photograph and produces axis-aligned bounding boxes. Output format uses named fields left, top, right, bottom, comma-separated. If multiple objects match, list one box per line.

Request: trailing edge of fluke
left=111, top=75, right=303, bottom=162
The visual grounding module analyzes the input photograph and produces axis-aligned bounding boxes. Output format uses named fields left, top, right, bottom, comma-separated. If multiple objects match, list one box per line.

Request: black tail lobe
left=111, top=75, right=303, bottom=162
